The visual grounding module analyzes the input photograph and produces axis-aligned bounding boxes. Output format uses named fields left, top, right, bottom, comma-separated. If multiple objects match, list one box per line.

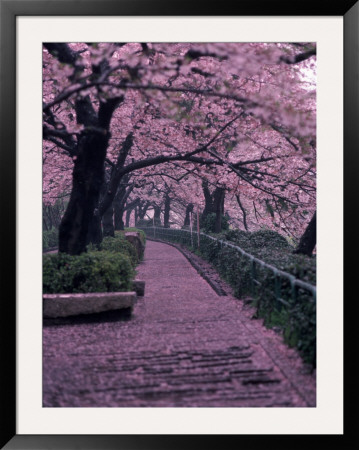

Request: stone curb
left=43, top=291, right=137, bottom=318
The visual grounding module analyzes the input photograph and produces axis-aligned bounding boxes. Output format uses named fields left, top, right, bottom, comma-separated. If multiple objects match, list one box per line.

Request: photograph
left=42, top=41, right=318, bottom=408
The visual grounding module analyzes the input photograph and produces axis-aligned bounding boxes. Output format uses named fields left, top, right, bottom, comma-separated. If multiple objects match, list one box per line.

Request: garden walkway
left=43, top=240, right=316, bottom=407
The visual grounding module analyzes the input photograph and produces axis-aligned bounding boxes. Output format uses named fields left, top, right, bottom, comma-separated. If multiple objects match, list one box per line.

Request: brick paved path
left=43, top=240, right=316, bottom=407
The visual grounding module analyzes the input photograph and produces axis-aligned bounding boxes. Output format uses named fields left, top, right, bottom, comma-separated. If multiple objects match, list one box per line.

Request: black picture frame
left=1, top=0, right=358, bottom=448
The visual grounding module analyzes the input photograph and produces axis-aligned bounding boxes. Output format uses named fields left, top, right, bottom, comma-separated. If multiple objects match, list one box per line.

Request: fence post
left=251, top=259, right=257, bottom=297
left=274, top=274, right=282, bottom=311
left=196, top=206, right=200, bottom=249
left=152, top=216, right=156, bottom=239
left=190, top=212, right=194, bottom=248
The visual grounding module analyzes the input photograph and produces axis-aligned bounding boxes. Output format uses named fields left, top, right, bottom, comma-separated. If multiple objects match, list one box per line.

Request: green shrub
left=221, top=228, right=290, bottom=252
left=100, top=235, right=138, bottom=267
left=43, top=251, right=134, bottom=294
left=116, top=228, right=146, bottom=246
left=198, top=230, right=316, bottom=366
left=252, top=267, right=316, bottom=366
left=218, top=229, right=316, bottom=284
left=124, top=227, right=146, bottom=245
left=200, top=213, right=229, bottom=233
left=43, top=228, right=58, bottom=251
left=43, top=233, right=49, bottom=250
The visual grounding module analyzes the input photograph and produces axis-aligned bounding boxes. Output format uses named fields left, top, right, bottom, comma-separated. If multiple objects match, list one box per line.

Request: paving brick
left=43, top=240, right=316, bottom=407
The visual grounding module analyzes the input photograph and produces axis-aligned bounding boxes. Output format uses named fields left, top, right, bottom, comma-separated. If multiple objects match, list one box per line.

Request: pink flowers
left=43, top=42, right=316, bottom=240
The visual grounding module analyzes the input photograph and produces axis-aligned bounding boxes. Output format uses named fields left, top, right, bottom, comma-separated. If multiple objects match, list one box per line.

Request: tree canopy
left=43, top=42, right=316, bottom=254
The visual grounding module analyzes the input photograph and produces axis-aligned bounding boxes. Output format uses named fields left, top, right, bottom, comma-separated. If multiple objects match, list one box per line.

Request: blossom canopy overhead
left=43, top=42, right=316, bottom=254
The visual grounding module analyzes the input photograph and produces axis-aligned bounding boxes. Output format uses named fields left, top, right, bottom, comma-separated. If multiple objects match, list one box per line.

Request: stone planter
left=125, top=232, right=145, bottom=259
left=43, top=291, right=137, bottom=318
left=43, top=278, right=145, bottom=319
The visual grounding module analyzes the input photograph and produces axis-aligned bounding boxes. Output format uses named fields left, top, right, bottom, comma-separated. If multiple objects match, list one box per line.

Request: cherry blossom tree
left=43, top=41, right=316, bottom=255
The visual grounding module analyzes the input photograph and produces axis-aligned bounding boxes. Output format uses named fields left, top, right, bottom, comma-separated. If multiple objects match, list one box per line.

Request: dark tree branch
left=294, top=211, right=316, bottom=256
left=279, top=48, right=316, bottom=65
left=236, top=193, right=248, bottom=231
left=43, top=43, right=78, bottom=66
left=98, top=133, right=134, bottom=216
left=45, top=137, right=77, bottom=156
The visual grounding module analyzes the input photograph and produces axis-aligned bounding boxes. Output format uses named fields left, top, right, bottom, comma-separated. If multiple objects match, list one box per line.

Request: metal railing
left=139, top=226, right=316, bottom=310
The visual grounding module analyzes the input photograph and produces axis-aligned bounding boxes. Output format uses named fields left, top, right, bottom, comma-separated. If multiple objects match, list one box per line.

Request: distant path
left=43, top=240, right=316, bottom=407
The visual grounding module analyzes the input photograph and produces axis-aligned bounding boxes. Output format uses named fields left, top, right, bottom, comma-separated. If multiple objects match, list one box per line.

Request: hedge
left=100, top=235, right=138, bottom=267
left=43, top=228, right=58, bottom=251
left=200, top=212, right=229, bottom=233
left=203, top=230, right=316, bottom=366
left=217, top=229, right=316, bottom=285
left=43, top=251, right=134, bottom=294
left=43, top=228, right=147, bottom=294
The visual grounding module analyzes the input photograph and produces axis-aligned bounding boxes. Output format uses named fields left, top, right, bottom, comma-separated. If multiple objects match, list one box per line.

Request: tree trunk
left=213, top=187, right=225, bottom=233
left=125, top=208, right=132, bottom=227
left=294, top=211, right=316, bottom=256
left=183, top=203, right=194, bottom=227
left=135, top=206, right=139, bottom=226
left=58, top=96, right=123, bottom=255
left=153, top=205, right=161, bottom=219
left=114, top=201, right=124, bottom=230
left=123, top=198, right=140, bottom=227
left=59, top=148, right=106, bottom=254
left=236, top=193, right=248, bottom=231
left=201, top=180, right=213, bottom=219
left=138, top=202, right=149, bottom=220
left=43, top=217, right=49, bottom=232
left=98, top=134, right=133, bottom=218
left=86, top=210, right=103, bottom=248
left=102, top=204, right=115, bottom=237
left=201, top=181, right=225, bottom=232
left=87, top=175, right=109, bottom=245
left=113, top=178, right=133, bottom=231
left=135, top=201, right=150, bottom=226
left=153, top=205, right=162, bottom=226
left=163, top=193, right=171, bottom=228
